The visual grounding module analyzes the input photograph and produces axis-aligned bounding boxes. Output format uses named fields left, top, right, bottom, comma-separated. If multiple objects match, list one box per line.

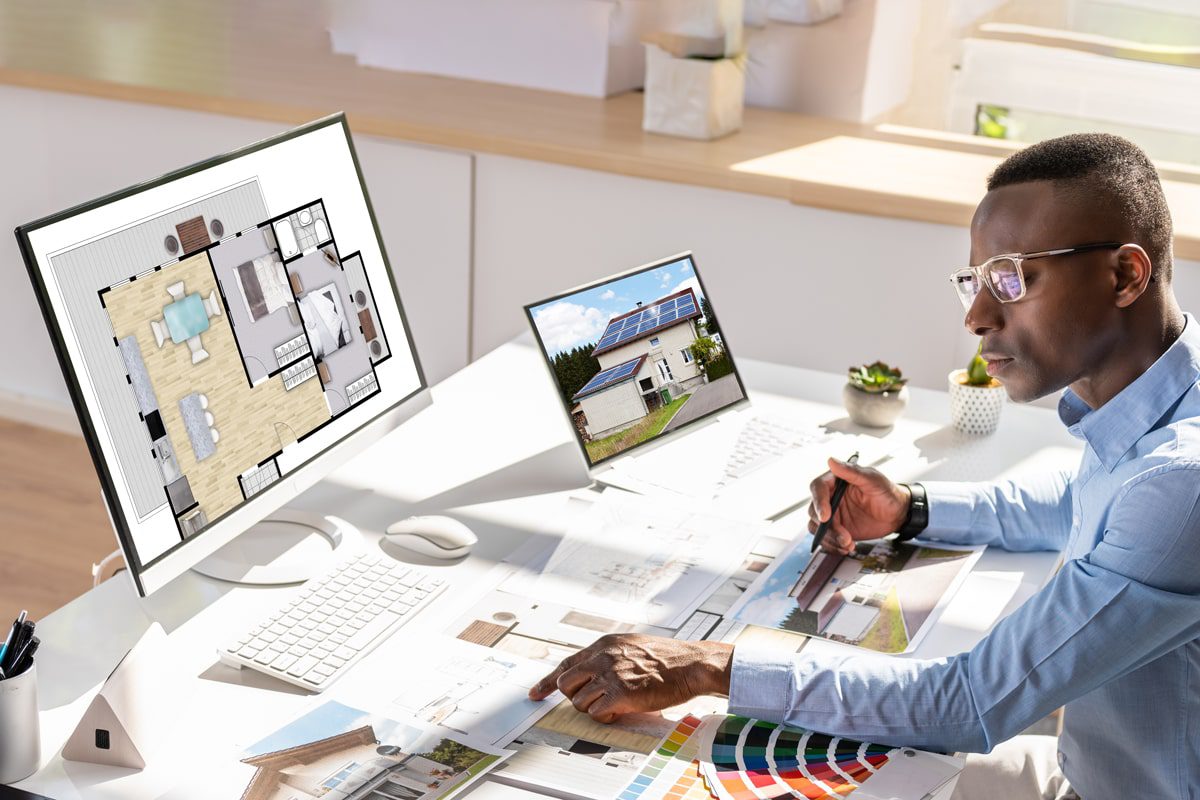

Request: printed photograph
left=734, top=538, right=982, bottom=654
left=527, top=255, right=745, bottom=465
left=238, top=701, right=505, bottom=800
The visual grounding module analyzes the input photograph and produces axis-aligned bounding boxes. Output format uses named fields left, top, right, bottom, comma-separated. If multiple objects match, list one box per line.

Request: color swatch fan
left=612, top=715, right=963, bottom=800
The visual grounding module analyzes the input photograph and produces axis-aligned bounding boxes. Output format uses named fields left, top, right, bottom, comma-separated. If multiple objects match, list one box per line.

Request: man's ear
left=1114, top=244, right=1153, bottom=308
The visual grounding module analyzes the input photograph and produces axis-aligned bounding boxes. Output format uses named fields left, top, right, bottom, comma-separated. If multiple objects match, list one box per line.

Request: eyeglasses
left=949, top=242, right=1123, bottom=311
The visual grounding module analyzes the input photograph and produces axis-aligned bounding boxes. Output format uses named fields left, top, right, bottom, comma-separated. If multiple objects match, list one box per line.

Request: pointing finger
left=529, top=663, right=567, bottom=700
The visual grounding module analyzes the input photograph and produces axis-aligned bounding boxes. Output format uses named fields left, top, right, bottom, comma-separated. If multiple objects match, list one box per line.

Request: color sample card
left=701, top=715, right=891, bottom=799
left=616, top=715, right=714, bottom=800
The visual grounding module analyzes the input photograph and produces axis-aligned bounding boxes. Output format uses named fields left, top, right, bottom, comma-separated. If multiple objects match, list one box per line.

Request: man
left=529, top=133, right=1200, bottom=799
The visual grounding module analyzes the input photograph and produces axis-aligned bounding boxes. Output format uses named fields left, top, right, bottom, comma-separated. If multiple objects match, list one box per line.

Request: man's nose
left=964, top=284, right=1004, bottom=336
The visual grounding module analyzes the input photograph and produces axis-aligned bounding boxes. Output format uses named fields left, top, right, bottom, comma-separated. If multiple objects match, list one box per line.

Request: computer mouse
left=384, top=515, right=477, bottom=560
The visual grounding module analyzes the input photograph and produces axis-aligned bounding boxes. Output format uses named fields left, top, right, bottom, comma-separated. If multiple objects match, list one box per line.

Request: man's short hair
left=988, top=133, right=1173, bottom=281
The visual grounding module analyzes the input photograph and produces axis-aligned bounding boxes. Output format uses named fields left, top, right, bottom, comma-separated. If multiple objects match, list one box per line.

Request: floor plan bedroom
left=208, top=199, right=389, bottom=415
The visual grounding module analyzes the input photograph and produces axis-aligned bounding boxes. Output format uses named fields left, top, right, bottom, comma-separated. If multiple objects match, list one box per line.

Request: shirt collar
left=1058, top=313, right=1200, bottom=471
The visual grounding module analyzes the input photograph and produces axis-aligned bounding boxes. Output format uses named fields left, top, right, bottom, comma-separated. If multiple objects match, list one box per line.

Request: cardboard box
left=744, top=0, right=919, bottom=120
left=643, top=44, right=746, bottom=139
left=329, top=0, right=663, bottom=97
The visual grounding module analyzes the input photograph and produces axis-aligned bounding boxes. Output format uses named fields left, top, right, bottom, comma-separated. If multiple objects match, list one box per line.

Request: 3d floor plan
left=90, top=186, right=390, bottom=542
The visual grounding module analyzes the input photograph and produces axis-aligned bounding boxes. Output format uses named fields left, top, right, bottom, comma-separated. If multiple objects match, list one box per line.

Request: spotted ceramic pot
left=948, top=369, right=1005, bottom=435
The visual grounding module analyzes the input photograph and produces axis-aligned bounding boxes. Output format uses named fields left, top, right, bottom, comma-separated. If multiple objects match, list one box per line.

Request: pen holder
left=0, top=664, right=41, bottom=783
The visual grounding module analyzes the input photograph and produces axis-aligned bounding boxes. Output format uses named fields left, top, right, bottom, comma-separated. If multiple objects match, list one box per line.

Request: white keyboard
left=724, top=415, right=828, bottom=480
left=218, top=552, right=446, bottom=692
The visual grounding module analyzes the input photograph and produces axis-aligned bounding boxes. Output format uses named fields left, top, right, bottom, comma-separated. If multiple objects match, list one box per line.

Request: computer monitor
left=15, top=114, right=429, bottom=597
left=525, top=252, right=748, bottom=469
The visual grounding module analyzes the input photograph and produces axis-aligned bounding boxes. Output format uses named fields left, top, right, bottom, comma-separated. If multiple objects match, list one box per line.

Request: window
left=681, top=348, right=693, bottom=364
left=649, top=337, right=661, bottom=347
left=657, top=359, right=674, bottom=382
left=322, top=762, right=360, bottom=790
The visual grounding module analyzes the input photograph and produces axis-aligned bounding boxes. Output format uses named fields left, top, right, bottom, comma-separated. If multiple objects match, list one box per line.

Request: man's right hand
left=808, top=457, right=911, bottom=555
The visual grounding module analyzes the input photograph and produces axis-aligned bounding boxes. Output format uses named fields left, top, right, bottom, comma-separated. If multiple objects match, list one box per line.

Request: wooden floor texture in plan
left=105, top=253, right=329, bottom=524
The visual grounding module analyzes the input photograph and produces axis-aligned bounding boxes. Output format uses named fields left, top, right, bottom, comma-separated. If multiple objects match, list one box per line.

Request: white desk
left=15, top=337, right=1083, bottom=798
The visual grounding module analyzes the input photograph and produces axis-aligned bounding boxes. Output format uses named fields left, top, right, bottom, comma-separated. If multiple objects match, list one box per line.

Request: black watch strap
left=895, top=482, right=928, bottom=541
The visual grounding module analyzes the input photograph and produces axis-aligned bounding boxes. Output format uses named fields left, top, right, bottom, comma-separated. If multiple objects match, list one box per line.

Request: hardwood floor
left=0, top=418, right=113, bottom=621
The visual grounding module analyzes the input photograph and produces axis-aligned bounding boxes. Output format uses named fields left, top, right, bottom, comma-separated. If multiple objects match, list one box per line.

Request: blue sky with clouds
left=530, top=256, right=708, bottom=357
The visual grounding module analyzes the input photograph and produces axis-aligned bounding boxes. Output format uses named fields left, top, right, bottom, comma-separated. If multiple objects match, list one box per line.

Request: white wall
left=4, top=86, right=1200, bottom=428
left=473, top=153, right=978, bottom=392
left=0, top=85, right=472, bottom=420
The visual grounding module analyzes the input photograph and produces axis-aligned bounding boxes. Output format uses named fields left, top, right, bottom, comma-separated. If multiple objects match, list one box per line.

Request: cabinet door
left=353, top=138, right=473, bottom=384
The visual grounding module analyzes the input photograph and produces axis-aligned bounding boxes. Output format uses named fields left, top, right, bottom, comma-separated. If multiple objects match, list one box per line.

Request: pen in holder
left=0, top=663, right=41, bottom=784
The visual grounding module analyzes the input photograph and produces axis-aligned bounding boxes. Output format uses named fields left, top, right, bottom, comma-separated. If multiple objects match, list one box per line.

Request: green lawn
left=585, top=395, right=690, bottom=462
left=858, top=587, right=909, bottom=654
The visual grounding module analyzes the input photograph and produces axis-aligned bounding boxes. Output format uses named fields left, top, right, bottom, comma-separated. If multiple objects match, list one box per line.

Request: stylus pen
left=0, top=610, right=27, bottom=672
left=9, top=637, right=39, bottom=678
left=811, top=452, right=859, bottom=553
left=3, top=621, right=34, bottom=675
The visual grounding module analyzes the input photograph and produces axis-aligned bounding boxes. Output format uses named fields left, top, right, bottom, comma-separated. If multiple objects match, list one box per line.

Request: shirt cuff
left=920, top=480, right=978, bottom=540
left=728, top=646, right=798, bottom=719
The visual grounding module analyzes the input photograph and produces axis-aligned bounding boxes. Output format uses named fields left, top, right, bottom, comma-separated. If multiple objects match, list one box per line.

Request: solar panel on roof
left=573, top=357, right=643, bottom=398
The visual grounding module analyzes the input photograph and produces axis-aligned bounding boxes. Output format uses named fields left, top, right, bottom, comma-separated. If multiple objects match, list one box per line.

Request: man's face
left=966, top=181, right=1126, bottom=404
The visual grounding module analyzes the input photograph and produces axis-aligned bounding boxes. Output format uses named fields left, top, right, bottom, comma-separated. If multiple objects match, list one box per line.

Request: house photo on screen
left=526, top=253, right=746, bottom=466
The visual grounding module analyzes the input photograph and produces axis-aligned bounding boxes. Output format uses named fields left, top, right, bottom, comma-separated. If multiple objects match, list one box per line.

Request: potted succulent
left=948, top=343, right=1006, bottom=435
left=843, top=361, right=909, bottom=428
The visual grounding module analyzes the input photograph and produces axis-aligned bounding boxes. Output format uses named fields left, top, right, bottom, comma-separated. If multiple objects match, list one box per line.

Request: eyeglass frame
left=949, top=241, right=1124, bottom=311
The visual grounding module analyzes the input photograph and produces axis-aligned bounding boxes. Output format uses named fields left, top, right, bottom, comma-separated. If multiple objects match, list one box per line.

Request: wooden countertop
left=2, top=0, right=1198, bottom=259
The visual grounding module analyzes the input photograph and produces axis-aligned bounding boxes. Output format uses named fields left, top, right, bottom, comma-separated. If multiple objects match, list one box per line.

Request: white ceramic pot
left=948, top=369, right=1006, bottom=435
left=842, top=383, right=908, bottom=428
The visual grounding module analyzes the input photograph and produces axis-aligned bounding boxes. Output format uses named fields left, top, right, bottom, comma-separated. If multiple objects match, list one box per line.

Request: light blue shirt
left=730, top=315, right=1200, bottom=799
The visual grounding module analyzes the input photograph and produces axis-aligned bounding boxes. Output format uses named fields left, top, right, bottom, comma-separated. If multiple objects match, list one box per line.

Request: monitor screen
left=16, top=115, right=425, bottom=595
left=525, top=253, right=748, bottom=468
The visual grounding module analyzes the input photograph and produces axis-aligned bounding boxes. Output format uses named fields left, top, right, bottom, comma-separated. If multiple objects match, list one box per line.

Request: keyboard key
left=270, top=653, right=298, bottom=671
left=346, top=611, right=401, bottom=651
left=287, top=656, right=319, bottom=678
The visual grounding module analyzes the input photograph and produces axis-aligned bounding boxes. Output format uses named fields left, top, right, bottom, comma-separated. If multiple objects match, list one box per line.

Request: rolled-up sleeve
left=728, top=464, right=1200, bottom=754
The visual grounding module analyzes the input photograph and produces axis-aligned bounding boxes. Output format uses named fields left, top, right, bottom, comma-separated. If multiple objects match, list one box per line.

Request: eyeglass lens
left=987, top=257, right=1023, bottom=301
left=954, top=258, right=1024, bottom=309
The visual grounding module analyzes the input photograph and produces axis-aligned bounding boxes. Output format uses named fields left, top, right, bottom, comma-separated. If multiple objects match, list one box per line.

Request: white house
left=571, top=288, right=705, bottom=439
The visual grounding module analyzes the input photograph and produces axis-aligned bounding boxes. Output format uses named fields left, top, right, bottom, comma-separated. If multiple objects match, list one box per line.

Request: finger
left=829, top=518, right=856, bottom=554
left=588, top=694, right=623, bottom=724
left=570, top=680, right=609, bottom=714
left=809, top=471, right=835, bottom=521
left=556, top=665, right=595, bottom=699
left=529, top=663, right=568, bottom=700
left=827, top=457, right=875, bottom=485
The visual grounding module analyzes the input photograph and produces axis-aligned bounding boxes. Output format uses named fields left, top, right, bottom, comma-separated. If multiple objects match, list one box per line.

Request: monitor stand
left=191, top=508, right=362, bottom=586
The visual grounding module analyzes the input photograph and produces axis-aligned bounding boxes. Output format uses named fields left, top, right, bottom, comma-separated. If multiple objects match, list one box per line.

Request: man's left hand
left=528, top=633, right=733, bottom=723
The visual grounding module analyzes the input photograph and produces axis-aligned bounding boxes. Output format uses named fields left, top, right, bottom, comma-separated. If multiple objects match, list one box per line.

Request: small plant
left=847, top=361, right=907, bottom=394
left=963, top=342, right=994, bottom=386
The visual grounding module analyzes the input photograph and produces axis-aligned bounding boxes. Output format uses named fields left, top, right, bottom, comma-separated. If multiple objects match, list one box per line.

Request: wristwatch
left=895, top=482, right=928, bottom=541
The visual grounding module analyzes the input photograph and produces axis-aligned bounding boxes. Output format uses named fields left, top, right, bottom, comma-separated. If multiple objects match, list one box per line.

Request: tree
left=418, top=738, right=485, bottom=772
left=700, top=296, right=719, bottom=336
left=688, top=336, right=722, bottom=374
left=552, top=343, right=601, bottom=404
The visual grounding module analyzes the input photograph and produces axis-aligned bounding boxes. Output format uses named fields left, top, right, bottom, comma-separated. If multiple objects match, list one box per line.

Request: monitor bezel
left=524, top=251, right=750, bottom=472
left=15, top=113, right=428, bottom=596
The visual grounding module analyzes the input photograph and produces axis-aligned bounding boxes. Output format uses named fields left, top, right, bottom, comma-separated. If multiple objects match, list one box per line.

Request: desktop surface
left=16, top=338, right=1083, bottom=798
